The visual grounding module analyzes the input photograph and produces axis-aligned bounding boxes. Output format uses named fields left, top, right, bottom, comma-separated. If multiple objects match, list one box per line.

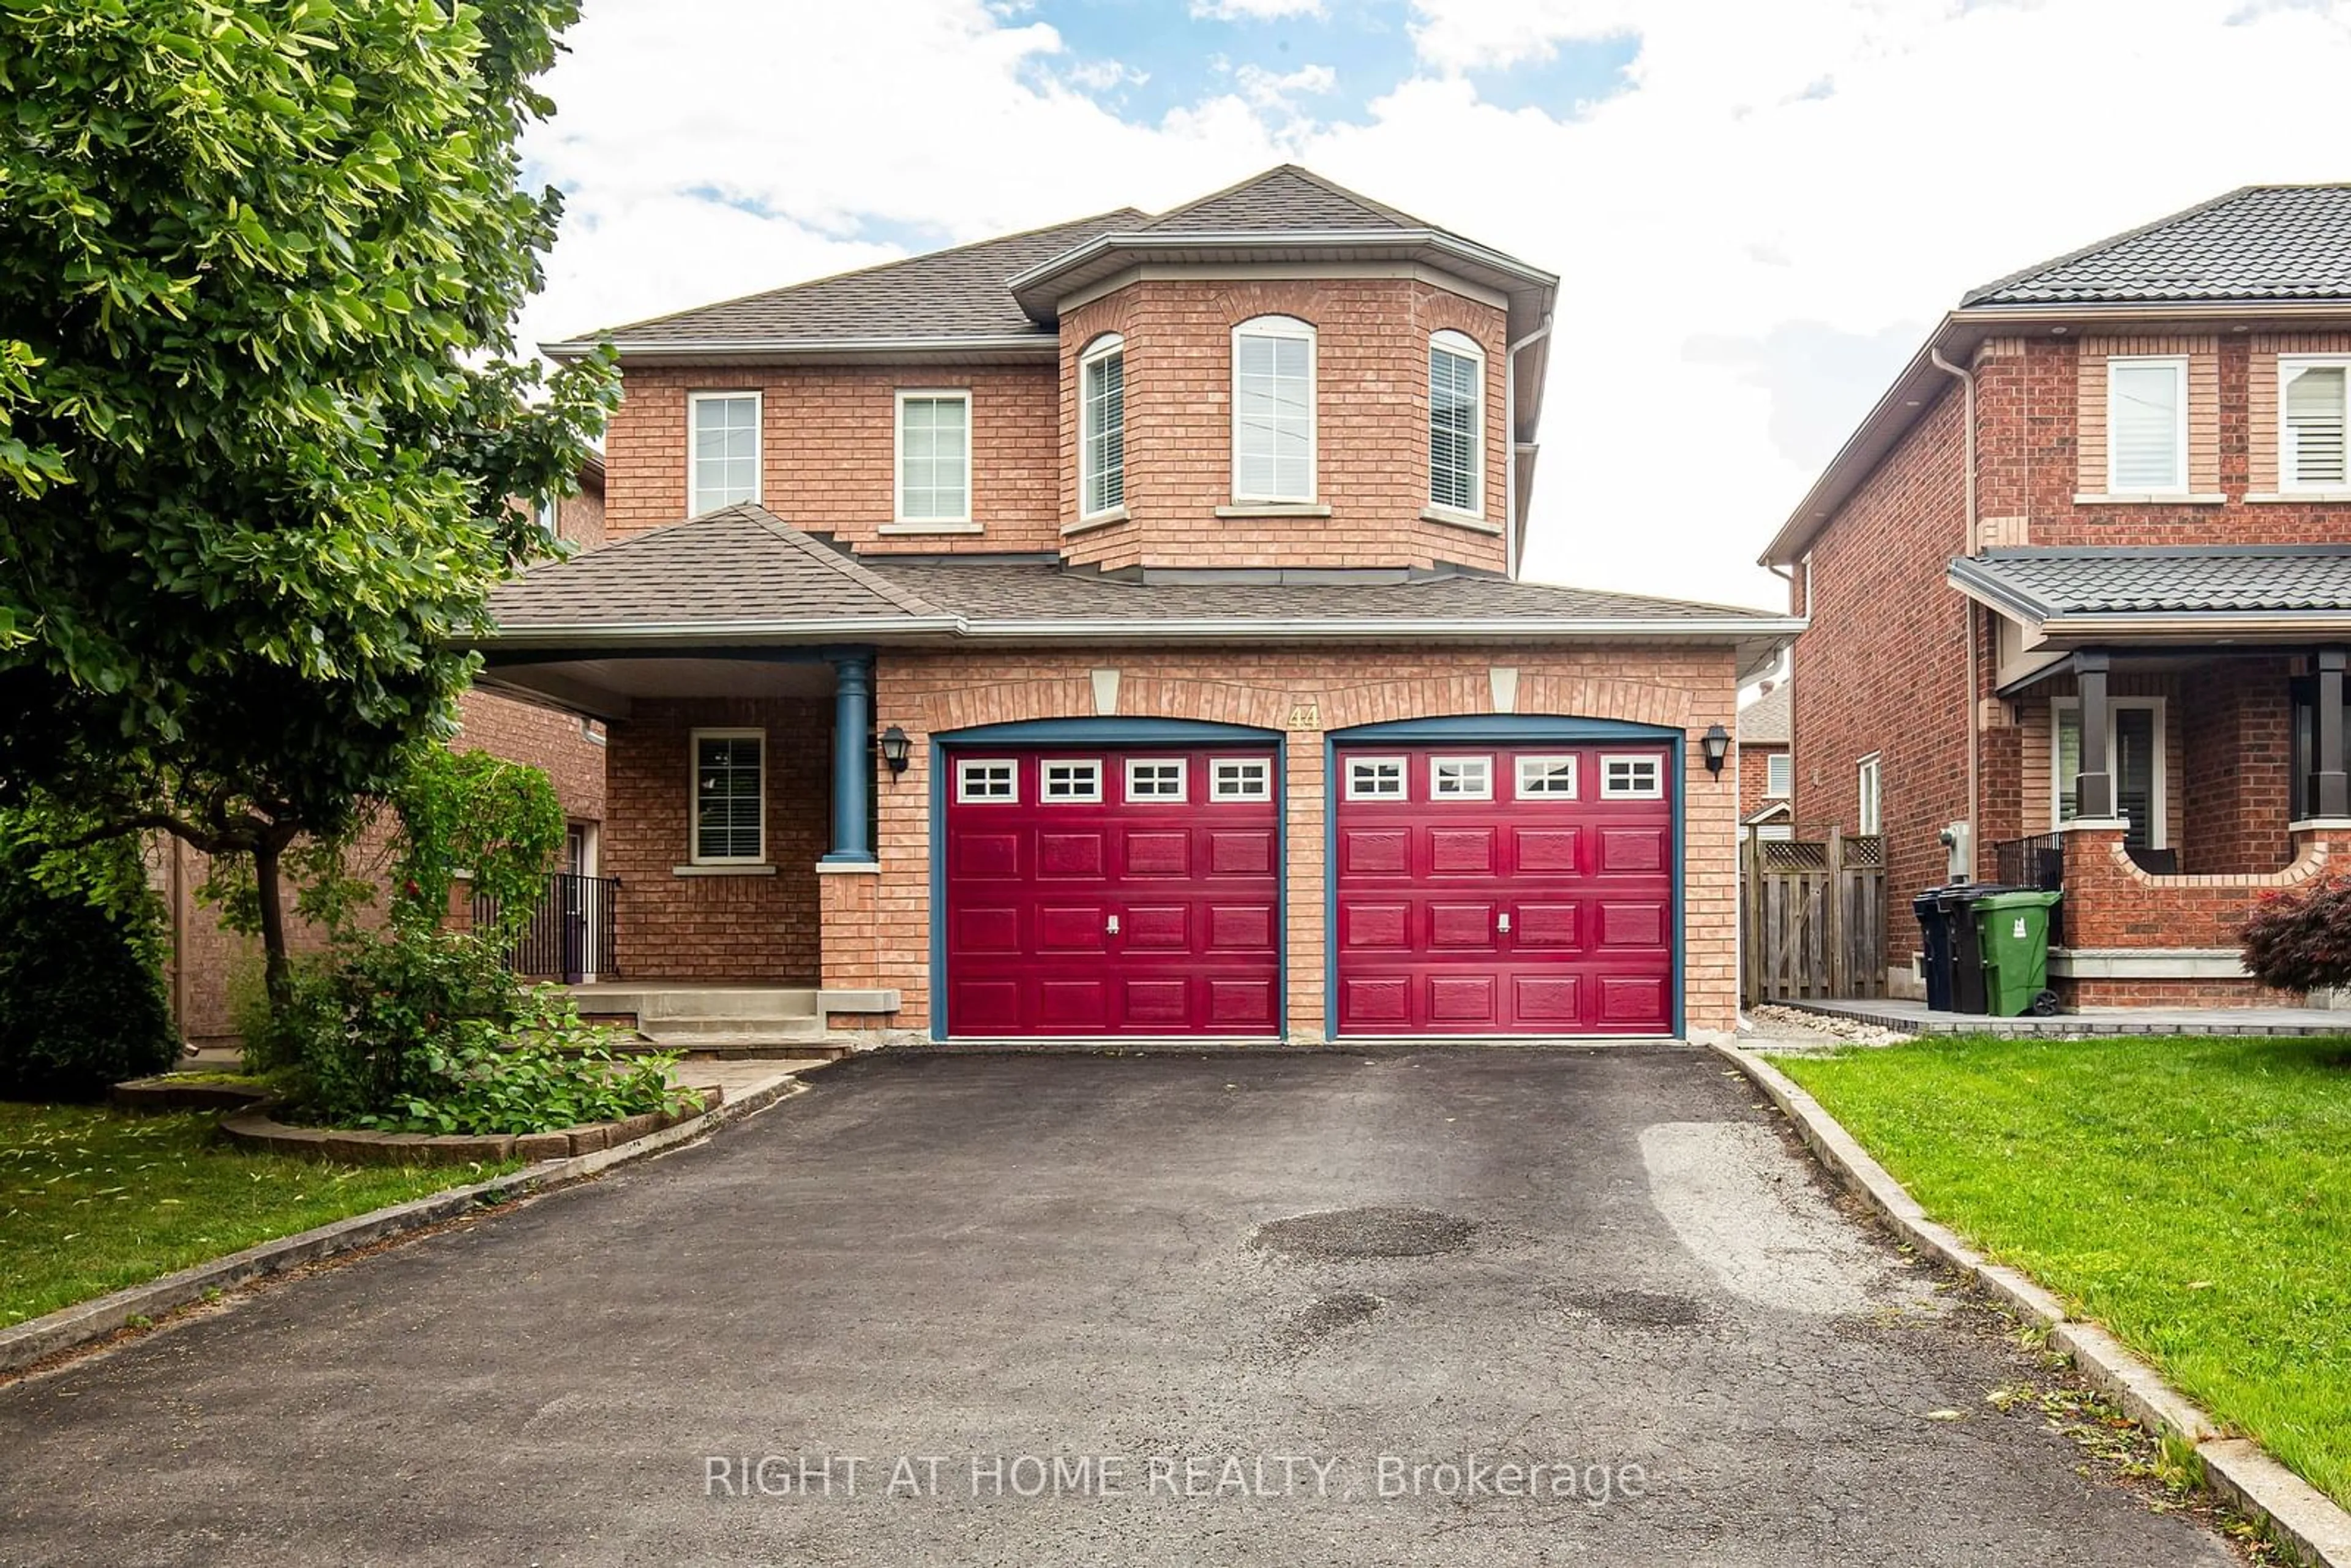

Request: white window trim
left=1040, top=758, right=1103, bottom=804
left=687, top=391, right=762, bottom=516
left=955, top=758, right=1019, bottom=805
left=2105, top=355, right=2189, bottom=497
left=1079, top=334, right=1127, bottom=523
left=893, top=387, right=974, bottom=527
left=1856, top=753, right=1882, bottom=836
left=1515, top=754, right=1578, bottom=799
left=1124, top=757, right=1186, bottom=803
left=1428, top=328, right=1485, bottom=520
left=1764, top=751, right=1793, bottom=798
left=1599, top=753, right=1664, bottom=801
left=688, top=728, right=765, bottom=866
left=1209, top=757, right=1273, bottom=802
left=1430, top=754, right=1494, bottom=801
left=2052, top=697, right=2167, bottom=846
left=2279, top=354, right=2351, bottom=493
left=1344, top=754, right=1407, bottom=801
left=1231, top=314, right=1318, bottom=506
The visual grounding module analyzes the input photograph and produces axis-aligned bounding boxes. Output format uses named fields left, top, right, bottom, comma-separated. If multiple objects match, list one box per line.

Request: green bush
left=0, top=807, right=178, bottom=1100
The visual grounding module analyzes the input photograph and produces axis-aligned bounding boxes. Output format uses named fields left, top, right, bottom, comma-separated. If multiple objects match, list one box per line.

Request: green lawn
left=1775, top=1035, right=2351, bottom=1509
left=0, top=1101, right=514, bottom=1331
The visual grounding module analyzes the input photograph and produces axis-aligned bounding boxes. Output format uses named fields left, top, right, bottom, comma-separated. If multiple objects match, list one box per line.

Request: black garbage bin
left=1913, top=890, right=1955, bottom=1012
left=1937, top=883, right=2011, bottom=1015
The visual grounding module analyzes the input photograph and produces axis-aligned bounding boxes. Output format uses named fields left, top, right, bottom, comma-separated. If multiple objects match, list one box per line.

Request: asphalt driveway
left=0, top=1048, right=2236, bottom=1566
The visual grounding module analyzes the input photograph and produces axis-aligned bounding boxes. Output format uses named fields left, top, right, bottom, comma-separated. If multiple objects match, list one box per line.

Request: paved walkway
left=0, top=1049, right=2233, bottom=1566
left=1796, top=996, right=2350, bottom=1037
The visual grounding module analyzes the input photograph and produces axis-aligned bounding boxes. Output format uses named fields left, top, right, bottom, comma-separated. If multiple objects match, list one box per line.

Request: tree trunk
left=252, top=832, right=291, bottom=1011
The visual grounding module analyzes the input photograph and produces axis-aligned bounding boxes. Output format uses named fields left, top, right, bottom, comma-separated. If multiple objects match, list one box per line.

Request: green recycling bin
left=1971, top=889, right=2063, bottom=1018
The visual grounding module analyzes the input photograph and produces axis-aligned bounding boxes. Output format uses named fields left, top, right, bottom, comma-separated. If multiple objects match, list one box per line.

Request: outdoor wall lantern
left=878, top=724, right=912, bottom=777
left=1701, top=723, right=1731, bottom=776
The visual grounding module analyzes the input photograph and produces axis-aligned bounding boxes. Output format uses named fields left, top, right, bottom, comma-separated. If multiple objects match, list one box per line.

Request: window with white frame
left=896, top=390, right=971, bottom=523
left=2053, top=698, right=2164, bottom=849
left=689, top=392, right=760, bottom=516
left=1765, top=752, right=1793, bottom=798
left=956, top=759, right=1016, bottom=803
left=1600, top=754, right=1663, bottom=800
left=1081, top=336, right=1126, bottom=517
left=1856, top=754, right=1882, bottom=836
left=533, top=494, right=560, bottom=538
left=1232, top=315, right=1316, bottom=503
left=1428, top=330, right=1483, bottom=515
left=1431, top=755, right=1493, bottom=799
left=2107, top=357, right=2188, bottom=493
left=1041, top=759, right=1101, bottom=803
left=1345, top=756, right=1406, bottom=800
left=1125, top=759, right=1185, bottom=801
left=2282, top=358, right=2350, bottom=491
left=1210, top=757, right=1272, bottom=801
left=1516, top=755, right=1578, bottom=797
left=691, top=731, right=763, bottom=863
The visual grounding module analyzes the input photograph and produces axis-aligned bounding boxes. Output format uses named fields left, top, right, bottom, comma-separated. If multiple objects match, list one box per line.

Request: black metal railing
left=1990, top=833, right=2066, bottom=893
left=473, top=872, right=619, bottom=983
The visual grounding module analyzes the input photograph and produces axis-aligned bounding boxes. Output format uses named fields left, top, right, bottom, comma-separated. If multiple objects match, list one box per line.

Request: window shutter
left=2287, top=366, right=2347, bottom=487
left=2109, top=361, right=2184, bottom=492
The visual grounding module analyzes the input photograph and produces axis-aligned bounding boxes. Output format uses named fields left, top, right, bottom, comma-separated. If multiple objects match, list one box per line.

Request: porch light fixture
left=878, top=724, right=912, bottom=777
left=1702, top=723, right=1731, bottom=776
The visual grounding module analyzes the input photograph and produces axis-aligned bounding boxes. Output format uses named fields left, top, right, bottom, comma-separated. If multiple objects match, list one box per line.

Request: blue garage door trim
left=928, top=716, right=1288, bottom=1040
left=1323, top=715, right=1687, bottom=1038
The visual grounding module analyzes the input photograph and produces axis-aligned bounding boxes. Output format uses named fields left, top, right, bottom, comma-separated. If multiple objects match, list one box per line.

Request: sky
left=517, top=0, right=2351, bottom=611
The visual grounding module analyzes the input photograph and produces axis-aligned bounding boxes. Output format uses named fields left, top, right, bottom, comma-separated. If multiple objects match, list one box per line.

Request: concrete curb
left=0, top=1073, right=804, bottom=1379
left=1711, top=1038, right=2351, bottom=1568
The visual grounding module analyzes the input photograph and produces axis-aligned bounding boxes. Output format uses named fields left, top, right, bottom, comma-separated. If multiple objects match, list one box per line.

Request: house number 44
left=1287, top=702, right=1321, bottom=730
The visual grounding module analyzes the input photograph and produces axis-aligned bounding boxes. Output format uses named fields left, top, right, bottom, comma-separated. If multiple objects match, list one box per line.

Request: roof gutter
left=1504, top=313, right=1554, bottom=580
left=1003, top=228, right=1562, bottom=298
left=538, top=334, right=1054, bottom=364
left=471, top=612, right=1809, bottom=650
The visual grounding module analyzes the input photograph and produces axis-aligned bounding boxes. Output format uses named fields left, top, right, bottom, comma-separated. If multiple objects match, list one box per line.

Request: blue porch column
left=823, top=650, right=877, bottom=863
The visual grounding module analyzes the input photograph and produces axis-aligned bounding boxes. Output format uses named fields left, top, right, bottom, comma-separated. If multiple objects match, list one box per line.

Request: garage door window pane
left=1431, top=756, right=1493, bottom=799
left=1042, top=760, right=1101, bottom=802
left=1600, top=755, right=1663, bottom=799
left=1516, top=756, right=1577, bottom=798
left=1346, top=757, right=1406, bottom=800
left=1126, top=760, right=1185, bottom=801
left=1211, top=758, right=1272, bottom=801
left=692, top=732, right=763, bottom=862
left=957, top=760, right=1017, bottom=803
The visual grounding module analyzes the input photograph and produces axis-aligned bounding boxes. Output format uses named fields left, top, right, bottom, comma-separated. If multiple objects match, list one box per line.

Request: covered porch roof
left=1950, top=545, right=2351, bottom=655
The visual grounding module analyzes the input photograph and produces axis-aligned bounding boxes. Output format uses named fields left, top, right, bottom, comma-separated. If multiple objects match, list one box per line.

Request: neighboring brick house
left=477, top=167, right=1801, bottom=1042
left=162, top=461, right=612, bottom=1045
left=1736, top=679, right=1793, bottom=839
left=1761, top=185, right=2351, bottom=1007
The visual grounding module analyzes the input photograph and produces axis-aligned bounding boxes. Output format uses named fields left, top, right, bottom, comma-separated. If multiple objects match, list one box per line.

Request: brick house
left=1736, top=680, right=1793, bottom=839
left=162, top=462, right=611, bottom=1046
left=1760, top=185, right=2351, bottom=1007
left=474, top=167, right=1799, bottom=1043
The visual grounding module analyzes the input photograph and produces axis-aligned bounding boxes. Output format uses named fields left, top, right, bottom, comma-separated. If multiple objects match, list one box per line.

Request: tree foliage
left=0, top=0, right=616, bottom=1000
left=2240, top=874, right=2351, bottom=994
left=389, top=748, right=564, bottom=937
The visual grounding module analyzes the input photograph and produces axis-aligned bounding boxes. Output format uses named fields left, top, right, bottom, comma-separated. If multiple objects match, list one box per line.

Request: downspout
left=1504, top=314, right=1554, bottom=581
left=1932, top=345, right=1979, bottom=879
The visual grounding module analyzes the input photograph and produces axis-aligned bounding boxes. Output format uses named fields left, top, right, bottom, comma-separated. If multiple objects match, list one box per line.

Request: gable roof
left=545, top=209, right=1144, bottom=355
left=1738, top=681, right=1791, bottom=745
left=1963, top=185, right=2351, bottom=307
left=1136, top=164, right=1436, bottom=236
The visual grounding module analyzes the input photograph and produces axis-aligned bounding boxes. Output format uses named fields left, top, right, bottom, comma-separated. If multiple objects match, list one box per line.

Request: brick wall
left=601, top=697, right=830, bottom=981
left=1054, top=277, right=1509, bottom=574
left=2179, top=658, right=2296, bottom=875
left=601, top=363, right=1060, bottom=553
left=865, top=643, right=1740, bottom=1038
left=1737, top=741, right=1787, bottom=820
left=451, top=690, right=607, bottom=824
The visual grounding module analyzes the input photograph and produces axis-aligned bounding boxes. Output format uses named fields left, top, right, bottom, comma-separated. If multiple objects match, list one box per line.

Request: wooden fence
left=1740, top=829, right=1888, bottom=1003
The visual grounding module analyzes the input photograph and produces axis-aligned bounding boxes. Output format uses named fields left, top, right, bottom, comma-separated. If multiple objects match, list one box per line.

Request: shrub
left=2241, top=872, right=2351, bottom=994
left=0, top=805, right=178, bottom=1100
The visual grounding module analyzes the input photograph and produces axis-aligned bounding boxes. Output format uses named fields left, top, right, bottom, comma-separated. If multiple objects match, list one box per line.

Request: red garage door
left=1334, top=743, right=1676, bottom=1035
left=943, top=747, right=1282, bottom=1036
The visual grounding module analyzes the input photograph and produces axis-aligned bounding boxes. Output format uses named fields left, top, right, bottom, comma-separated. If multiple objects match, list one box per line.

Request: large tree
left=0, top=0, right=615, bottom=1002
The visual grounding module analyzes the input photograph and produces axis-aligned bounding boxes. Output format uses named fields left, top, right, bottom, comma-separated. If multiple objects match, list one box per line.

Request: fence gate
left=1739, top=830, right=1886, bottom=1004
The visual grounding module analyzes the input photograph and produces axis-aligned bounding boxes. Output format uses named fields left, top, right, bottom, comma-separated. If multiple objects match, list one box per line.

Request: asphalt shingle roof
left=1738, top=681, right=1791, bottom=744
left=567, top=210, right=1144, bottom=348
left=1951, top=546, right=2351, bottom=618
left=1963, top=185, right=2351, bottom=307
left=1136, top=165, right=1432, bottom=236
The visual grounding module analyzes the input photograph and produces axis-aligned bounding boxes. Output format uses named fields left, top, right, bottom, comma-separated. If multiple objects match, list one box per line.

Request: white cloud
left=1232, top=61, right=1339, bottom=112
left=1190, top=0, right=1325, bottom=19
left=522, top=0, right=2351, bottom=608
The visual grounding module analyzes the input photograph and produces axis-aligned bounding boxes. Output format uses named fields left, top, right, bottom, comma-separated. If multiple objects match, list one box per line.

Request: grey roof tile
left=1953, top=546, right=2351, bottom=617
left=1963, top=186, right=2351, bottom=307
left=567, top=209, right=1144, bottom=348
left=1137, top=165, right=1432, bottom=235
left=1738, top=680, right=1791, bottom=743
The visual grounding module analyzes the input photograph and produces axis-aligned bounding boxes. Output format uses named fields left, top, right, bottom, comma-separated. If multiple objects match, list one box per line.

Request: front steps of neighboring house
left=568, top=985, right=891, bottom=1059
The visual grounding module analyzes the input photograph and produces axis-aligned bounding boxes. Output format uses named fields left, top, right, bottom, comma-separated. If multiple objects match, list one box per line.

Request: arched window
left=1079, top=332, right=1126, bottom=518
left=1428, top=329, right=1485, bottom=517
left=1231, top=315, right=1316, bottom=504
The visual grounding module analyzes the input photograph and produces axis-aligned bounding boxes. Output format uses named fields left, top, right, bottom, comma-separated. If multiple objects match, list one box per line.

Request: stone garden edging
left=0, top=1071, right=806, bottom=1379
